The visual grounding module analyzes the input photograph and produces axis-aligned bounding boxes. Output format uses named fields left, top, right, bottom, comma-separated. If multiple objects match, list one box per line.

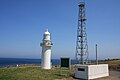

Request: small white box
left=75, top=64, right=109, bottom=79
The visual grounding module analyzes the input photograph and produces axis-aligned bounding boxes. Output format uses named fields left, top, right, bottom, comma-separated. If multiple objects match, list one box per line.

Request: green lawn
left=1, top=60, right=119, bottom=80
left=0, top=67, right=74, bottom=80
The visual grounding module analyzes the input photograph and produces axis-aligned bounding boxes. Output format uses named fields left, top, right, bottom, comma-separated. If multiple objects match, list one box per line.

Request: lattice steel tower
left=75, top=1, right=88, bottom=64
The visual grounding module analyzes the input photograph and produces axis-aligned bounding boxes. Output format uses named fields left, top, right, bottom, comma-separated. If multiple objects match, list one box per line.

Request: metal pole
left=96, top=44, right=98, bottom=64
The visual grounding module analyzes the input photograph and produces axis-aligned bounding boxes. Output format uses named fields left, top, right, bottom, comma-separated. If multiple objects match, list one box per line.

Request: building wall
left=75, top=64, right=109, bottom=79
left=88, top=64, right=109, bottom=79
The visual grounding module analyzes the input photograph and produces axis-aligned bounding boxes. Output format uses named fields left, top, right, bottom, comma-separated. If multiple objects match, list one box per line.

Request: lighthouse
left=40, top=29, right=53, bottom=69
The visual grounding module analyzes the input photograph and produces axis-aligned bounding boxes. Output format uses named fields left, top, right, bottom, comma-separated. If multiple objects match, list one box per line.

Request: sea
left=0, top=58, right=96, bottom=67
left=0, top=58, right=76, bottom=67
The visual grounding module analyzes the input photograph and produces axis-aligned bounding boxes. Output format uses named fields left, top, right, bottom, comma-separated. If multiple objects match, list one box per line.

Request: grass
left=0, top=67, right=74, bottom=80
left=0, top=59, right=120, bottom=80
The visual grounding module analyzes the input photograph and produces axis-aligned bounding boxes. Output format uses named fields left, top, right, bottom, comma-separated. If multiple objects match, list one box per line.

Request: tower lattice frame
left=75, top=2, right=89, bottom=64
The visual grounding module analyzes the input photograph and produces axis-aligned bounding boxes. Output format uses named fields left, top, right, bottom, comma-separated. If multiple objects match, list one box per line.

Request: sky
left=0, top=0, right=120, bottom=60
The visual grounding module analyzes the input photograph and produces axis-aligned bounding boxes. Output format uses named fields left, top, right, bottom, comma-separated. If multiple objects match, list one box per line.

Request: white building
left=75, top=64, right=109, bottom=79
left=40, top=29, right=53, bottom=69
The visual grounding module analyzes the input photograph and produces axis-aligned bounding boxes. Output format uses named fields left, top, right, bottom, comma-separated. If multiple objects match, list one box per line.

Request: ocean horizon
left=0, top=58, right=96, bottom=67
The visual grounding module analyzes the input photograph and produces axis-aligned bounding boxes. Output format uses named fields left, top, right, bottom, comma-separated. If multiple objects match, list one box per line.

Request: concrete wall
left=75, top=65, right=88, bottom=79
left=75, top=64, right=109, bottom=79
left=88, top=64, right=109, bottom=79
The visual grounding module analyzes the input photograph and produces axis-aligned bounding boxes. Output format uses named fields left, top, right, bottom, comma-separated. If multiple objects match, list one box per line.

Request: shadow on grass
left=0, top=76, right=11, bottom=80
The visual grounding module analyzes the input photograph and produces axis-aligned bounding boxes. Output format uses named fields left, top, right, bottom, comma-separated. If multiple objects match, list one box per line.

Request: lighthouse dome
left=43, top=29, right=50, bottom=41
left=44, top=29, right=50, bottom=35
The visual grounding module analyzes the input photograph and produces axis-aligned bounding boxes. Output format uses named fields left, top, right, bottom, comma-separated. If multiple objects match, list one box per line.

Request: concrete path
left=94, top=71, right=120, bottom=80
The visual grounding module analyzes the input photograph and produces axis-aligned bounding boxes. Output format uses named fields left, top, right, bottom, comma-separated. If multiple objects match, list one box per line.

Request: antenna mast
left=75, top=0, right=88, bottom=64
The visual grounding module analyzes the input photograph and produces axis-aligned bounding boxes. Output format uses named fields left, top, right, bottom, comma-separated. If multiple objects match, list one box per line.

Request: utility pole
left=96, top=44, right=98, bottom=64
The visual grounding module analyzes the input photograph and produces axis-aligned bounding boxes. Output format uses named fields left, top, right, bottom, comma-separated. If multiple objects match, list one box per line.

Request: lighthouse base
left=42, top=67, right=51, bottom=69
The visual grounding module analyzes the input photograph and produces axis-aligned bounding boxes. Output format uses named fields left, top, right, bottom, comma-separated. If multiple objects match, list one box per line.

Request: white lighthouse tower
left=40, top=29, right=53, bottom=69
